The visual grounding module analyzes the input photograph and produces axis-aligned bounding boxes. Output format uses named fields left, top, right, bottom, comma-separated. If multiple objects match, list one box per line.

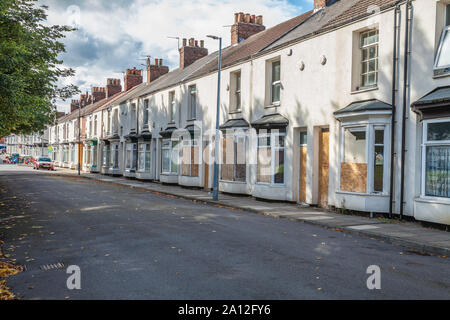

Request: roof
left=411, top=86, right=450, bottom=107
left=219, top=118, right=250, bottom=130
left=265, top=0, right=402, bottom=51
left=333, top=99, right=392, bottom=116
left=135, top=10, right=313, bottom=100
left=251, top=113, right=289, bottom=129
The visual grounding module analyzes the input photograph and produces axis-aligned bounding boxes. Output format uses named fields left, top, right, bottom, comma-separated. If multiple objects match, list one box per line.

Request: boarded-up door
left=299, top=146, right=307, bottom=203
left=318, top=129, right=329, bottom=208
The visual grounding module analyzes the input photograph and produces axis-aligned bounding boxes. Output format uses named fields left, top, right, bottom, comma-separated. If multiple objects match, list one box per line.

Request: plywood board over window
left=257, top=148, right=272, bottom=183
left=340, top=162, right=367, bottom=193
left=191, top=145, right=199, bottom=177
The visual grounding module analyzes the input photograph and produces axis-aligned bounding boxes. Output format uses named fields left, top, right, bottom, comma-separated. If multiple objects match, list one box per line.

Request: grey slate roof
left=251, top=113, right=289, bottom=129
left=219, top=118, right=250, bottom=130
left=411, top=86, right=450, bottom=107
left=265, top=0, right=402, bottom=52
left=333, top=99, right=392, bottom=115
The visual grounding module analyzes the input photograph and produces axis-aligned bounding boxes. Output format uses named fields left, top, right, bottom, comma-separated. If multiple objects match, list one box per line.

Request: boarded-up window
left=257, top=132, right=285, bottom=184
left=340, top=127, right=367, bottom=193
left=221, top=134, right=246, bottom=181
left=182, top=139, right=199, bottom=177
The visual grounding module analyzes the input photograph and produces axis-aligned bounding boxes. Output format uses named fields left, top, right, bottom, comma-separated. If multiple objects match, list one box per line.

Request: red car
left=34, top=157, right=55, bottom=170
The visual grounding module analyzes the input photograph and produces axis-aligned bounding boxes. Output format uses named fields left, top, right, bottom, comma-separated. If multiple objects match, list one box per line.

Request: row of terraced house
left=6, top=0, right=450, bottom=226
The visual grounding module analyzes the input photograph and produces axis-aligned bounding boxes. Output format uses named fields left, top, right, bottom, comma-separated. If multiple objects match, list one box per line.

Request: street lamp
left=207, top=35, right=222, bottom=201
left=78, top=102, right=81, bottom=175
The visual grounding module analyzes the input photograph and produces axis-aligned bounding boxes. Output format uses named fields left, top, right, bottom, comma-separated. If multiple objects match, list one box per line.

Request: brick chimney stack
left=79, top=91, right=91, bottom=108
left=92, top=87, right=106, bottom=104
left=147, top=58, right=169, bottom=83
left=124, top=67, right=143, bottom=91
left=106, top=78, right=122, bottom=98
left=314, top=0, right=334, bottom=11
left=70, top=100, right=80, bottom=113
left=231, top=12, right=265, bottom=45
left=179, top=38, right=208, bottom=69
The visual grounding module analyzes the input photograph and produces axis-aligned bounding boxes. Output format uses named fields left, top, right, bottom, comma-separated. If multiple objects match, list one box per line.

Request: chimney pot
left=182, top=38, right=187, bottom=46
left=244, top=13, right=250, bottom=23
left=200, top=40, right=204, bottom=48
left=189, top=38, right=194, bottom=46
left=250, top=14, right=255, bottom=23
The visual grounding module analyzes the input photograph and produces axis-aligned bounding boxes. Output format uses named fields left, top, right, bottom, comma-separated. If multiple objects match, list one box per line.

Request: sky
left=39, top=0, right=315, bottom=112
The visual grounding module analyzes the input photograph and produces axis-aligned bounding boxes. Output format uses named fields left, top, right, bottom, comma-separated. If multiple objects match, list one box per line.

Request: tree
left=0, top=0, right=79, bottom=137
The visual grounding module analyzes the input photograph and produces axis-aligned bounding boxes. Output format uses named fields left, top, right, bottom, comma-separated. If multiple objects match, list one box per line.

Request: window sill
left=167, top=121, right=176, bottom=125
left=265, top=103, right=280, bottom=109
left=432, top=69, right=450, bottom=79
left=229, top=110, right=242, bottom=115
left=255, top=182, right=286, bottom=187
left=161, top=172, right=178, bottom=176
left=220, top=180, right=246, bottom=184
left=351, top=86, right=379, bottom=95
left=415, top=196, right=450, bottom=205
left=336, top=190, right=389, bottom=197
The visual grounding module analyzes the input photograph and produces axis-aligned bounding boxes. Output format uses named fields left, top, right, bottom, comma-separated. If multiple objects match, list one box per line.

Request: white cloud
left=40, top=0, right=305, bottom=112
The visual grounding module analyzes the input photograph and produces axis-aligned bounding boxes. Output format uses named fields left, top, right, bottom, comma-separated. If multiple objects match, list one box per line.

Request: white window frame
left=138, top=142, right=151, bottom=172
left=220, top=131, right=247, bottom=182
left=143, top=99, right=149, bottom=127
left=359, top=29, right=379, bottom=89
left=270, top=60, right=281, bottom=105
left=338, top=122, right=390, bottom=195
left=188, top=85, right=197, bottom=120
left=169, top=91, right=176, bottom=123
left=256, top=131, right=286, bottom=186
left=420, top=117, right=450, bottom=200
left=161, top=139, right=179, bottom=174
left=434, top=25, right=450, bottom=70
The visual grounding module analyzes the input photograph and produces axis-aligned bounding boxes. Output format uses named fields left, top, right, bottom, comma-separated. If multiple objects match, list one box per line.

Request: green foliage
left=0, top=0, right=79, bottom=137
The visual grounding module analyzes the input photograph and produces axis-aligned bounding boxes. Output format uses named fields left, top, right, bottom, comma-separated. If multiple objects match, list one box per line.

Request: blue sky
left=39, top=0, right=315, bottom=112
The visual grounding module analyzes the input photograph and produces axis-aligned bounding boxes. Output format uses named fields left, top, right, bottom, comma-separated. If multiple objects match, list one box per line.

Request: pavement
left=31, top=165, right=450, bottom=257
left=0, top=164, right=449, bottom=299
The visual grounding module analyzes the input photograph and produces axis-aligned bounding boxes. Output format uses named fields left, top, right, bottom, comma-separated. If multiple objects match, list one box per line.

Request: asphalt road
left=0, top=164, right=449, bottom=299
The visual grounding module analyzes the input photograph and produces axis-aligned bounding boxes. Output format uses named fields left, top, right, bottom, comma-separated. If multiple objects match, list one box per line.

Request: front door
left=318, top=128, right=329, bottom=208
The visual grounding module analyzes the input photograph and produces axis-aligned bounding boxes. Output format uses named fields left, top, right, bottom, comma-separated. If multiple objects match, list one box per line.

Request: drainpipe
left=399, top=0, right=413, bottom=220
left=135, top=100, right=139, bottom=171
left=389, top=5, right=401, bottom=219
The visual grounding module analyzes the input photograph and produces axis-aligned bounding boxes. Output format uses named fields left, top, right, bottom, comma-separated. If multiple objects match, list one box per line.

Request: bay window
left=138, top=143, right=151, bottom=172
left=422, top=119, right=450, bottom=198
left=221, top=133, right=246, bottom=182
left=161, top=140, right=179, bottom=174
left=257, top=131, right=285, bottom=185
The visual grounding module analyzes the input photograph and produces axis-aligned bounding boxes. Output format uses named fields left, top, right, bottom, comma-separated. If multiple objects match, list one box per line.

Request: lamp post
left=78, top=102, right=81, bottom=176
left=207, top=35, right=222, bottom=201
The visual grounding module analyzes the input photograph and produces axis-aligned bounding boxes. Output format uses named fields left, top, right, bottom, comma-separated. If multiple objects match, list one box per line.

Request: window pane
left=375, top=129, right=384, bottom=144
left=274, top=148, right=285, bottom=184
left=272, top=83, right=281, bottom=103
left=446, top=4, right=450, bottom=26
left=425, top=146, right=450, bottom=198
left=162, top=149, right=170, bottom=172
left=272, top=61, right=280, bottom=82
left=436, top=29, right=450, bottom=68
left=374, top=145, right=384, bottom=192
left=427, top=121, right=450, bottom=141
left=341, top=128, right=367, bottom=193
left=139, top=150, right=145, bottom=170
left=344, top=129, right=366, bottom=163
left=258, top=136, right=270, bottom=147
left=300, top=131, right=307, bottom=145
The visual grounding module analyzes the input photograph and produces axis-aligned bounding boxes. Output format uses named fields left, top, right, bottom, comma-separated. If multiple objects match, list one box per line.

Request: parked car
left=33, top=157, right=54, bottom=170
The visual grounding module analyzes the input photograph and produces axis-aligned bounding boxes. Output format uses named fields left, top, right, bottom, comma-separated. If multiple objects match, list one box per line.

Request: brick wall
left=231, top=13, right=265, bottom=45
left=179, top=38, right=208, bottom=69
